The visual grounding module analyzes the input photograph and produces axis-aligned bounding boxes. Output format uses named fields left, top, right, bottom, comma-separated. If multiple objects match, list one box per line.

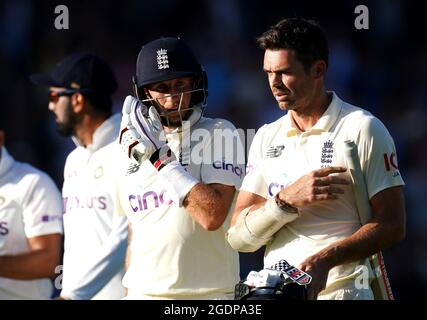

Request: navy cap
left=135, top=37, right=202, bottom=87
left=30, top=53, right=117, bottom=95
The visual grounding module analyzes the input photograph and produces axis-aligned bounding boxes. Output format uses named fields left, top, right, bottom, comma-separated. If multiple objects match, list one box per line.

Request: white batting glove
left=119, top=95, right=174, bottom=167
left=119, top=96, right=199, bottom=207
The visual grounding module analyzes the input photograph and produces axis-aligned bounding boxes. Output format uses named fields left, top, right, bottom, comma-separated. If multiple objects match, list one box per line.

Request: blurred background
left=0, top=0, right=426, bottom=299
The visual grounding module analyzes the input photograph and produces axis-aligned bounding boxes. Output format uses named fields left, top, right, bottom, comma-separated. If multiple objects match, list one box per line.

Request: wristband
left=274, top=193, right=299, bottom=214
left=158, top=161, right=199, bottom=207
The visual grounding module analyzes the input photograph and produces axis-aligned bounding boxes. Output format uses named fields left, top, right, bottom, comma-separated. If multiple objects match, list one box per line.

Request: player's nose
left=48, top=101, right=55, bottom=112
left=164, top=93, right=181, bottom=108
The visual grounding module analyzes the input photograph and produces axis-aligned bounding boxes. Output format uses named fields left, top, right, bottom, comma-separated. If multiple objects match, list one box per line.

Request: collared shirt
left=61, top=113, right=128, bottom=300
left=241, top=92, right=405, bottom=289
left=0, top=147, right=63, bottom=299
left=115, top=117, right=243, bottom=299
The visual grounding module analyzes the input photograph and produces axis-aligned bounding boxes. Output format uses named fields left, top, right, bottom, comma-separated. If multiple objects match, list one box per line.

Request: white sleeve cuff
left=159, top=161, right=199, bottom=207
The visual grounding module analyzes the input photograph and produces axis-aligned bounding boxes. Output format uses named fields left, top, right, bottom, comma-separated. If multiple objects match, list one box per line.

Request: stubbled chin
left=278, top=102, right=290, bottom=110
left=279, top=99, right=299, bottom=110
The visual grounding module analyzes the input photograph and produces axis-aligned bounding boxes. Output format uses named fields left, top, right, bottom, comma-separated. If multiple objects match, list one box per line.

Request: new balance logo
left=126, top=163, right=140, bottom=175
left=265, top=145, right=285, bottom=159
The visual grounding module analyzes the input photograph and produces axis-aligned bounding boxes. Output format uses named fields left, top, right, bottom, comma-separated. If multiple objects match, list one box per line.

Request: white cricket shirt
left=241, top=92, right=405, bottom=289
left=0, top=147, right=63, bottom=299
left=60, top=113, right=128, bottom=300
left=116, top=117, right=244, bottom=299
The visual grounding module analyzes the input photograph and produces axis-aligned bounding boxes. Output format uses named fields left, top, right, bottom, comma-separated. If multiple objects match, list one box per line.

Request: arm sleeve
left=200, top=119, right=245, bottom=189
left=22, top=172, right=63, bottom=238
left=239, top=125, right=269, bottom=198
left=61, top=211, right=128, bottom=300
left=61, top=151, right=128, bottom=300
left=357, top=116, right=405, bottom=199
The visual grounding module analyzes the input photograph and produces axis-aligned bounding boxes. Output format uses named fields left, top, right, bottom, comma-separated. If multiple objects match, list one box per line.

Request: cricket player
left=0, top=125, right=63, bottom=299
left=117, top=37, right=243, bottom=299
left=31, top=53, right=128, bottom=299
left=227, top=18, right=406, bottom=300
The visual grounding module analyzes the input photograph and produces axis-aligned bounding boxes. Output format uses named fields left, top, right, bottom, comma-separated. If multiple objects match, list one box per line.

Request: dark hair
left=257, top=18, right=329, bottom=72
left=84, top=93, right=113, bottom=114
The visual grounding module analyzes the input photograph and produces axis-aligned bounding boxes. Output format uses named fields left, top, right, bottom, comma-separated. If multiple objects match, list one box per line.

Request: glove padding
left=119, top=95, right=175, bottom=168
left=119, top=96, right=198, bottom=206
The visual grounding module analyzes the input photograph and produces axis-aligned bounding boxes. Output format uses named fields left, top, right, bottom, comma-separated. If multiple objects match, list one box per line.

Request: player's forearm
left=0, top=250, right=59, bottom=280
left=183, top=183, right=232, bottom=231
left=311, top=220, right=404, bottom=270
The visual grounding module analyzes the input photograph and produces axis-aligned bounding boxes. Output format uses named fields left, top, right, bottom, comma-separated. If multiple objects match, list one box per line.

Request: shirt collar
left=284, top=91, right=343, bottom=137
left=72, top=113, right=121, bottom=152
left=0, top=147, right=15, bottom=178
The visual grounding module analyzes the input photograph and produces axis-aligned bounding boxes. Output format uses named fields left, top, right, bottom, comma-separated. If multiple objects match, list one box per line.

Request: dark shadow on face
left=55, top=99, right=78, bottom=137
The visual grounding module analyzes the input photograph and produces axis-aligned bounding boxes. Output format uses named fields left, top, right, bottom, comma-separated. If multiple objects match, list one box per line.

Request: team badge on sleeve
left=383, top=152, right=401, bottom=177
left=383, top=152, right=399, bottom=171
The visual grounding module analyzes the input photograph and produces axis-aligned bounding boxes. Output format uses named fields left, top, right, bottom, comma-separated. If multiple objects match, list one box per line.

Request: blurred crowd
left=1, top=0, right=426, bottom=299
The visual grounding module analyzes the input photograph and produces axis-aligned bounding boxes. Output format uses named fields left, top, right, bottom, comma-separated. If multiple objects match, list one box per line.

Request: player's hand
left=119, top=95, right=166, bottom=165
left=299, top=254, right=331, bottom=300
left=277, top=166, right=349, bottom=208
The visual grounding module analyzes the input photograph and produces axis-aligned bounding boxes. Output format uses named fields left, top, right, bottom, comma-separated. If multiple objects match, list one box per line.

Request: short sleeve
left=200, top=119, right=245, bottom=189
left=357, top=116, right=405, bottom=199
left=22, top=172, right=63, bottom=238
left=112, top=150, right=132, bottom=217
left=240, top=125, right=269, bottom=198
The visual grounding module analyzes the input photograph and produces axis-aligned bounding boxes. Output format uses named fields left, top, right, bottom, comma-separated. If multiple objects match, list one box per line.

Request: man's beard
left=159, top=108, right=193, bottom=129
left=56, top=101, right=79, bottom=136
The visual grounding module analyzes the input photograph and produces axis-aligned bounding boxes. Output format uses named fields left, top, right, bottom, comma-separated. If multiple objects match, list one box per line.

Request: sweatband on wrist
left=158, top=161, right=199, bottom=207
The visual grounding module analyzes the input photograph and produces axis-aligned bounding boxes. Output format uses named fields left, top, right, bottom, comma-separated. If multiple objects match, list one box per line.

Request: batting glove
left=119, top=96, right=199, bottom=207
left=119, top=95, right=175, bottom=168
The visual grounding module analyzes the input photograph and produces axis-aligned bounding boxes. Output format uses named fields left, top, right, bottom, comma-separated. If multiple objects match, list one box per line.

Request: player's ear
left=71, top=93, right=85, bottom=113
left=311, top=60, right=327, bottom=79
left=144, top=88, right=151, bottom=98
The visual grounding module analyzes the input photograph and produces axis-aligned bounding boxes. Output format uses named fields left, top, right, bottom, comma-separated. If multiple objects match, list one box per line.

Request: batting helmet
left=132, top=37, right=208, bottom=129
left=235, top=279, right=308, bottom=301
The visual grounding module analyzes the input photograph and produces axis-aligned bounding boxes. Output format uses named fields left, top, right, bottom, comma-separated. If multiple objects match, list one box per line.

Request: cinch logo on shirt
left=128, top=189, right=174, bottom=213
left=212, top=161, right=243, bottom=178
left=0, top=221, right=9, bottom=236
left=62, top=196, right=107, bottom=213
